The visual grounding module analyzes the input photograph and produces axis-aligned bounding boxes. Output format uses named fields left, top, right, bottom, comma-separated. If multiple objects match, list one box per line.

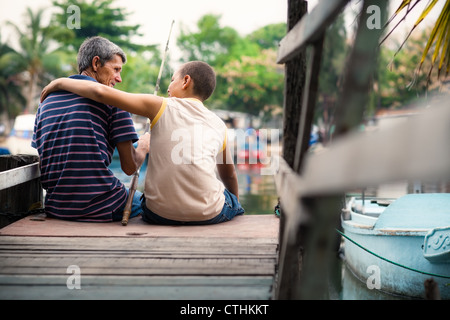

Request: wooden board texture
left=0, top=214, right=278, bottom=238
left=0, top=215, right=279, bottom=300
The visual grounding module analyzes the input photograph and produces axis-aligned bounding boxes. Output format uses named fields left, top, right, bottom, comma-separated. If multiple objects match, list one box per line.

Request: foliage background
left=0, top=0, right=447, bottom=137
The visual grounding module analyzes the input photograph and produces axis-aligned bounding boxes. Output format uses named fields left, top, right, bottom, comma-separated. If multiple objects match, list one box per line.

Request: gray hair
left=77, top=36, right=127, bottom=74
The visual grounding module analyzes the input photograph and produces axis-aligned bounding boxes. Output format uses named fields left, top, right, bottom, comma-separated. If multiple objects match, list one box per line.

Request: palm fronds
left=382, top=0, right=450, bottom=81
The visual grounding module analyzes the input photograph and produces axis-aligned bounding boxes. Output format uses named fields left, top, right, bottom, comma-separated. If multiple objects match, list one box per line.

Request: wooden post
left=296, top=195, right=342, bottom=299
left=276, top=0, right=308, bottom=300
left=0, top=155, right=42, bottom=228
left=295, top=0, right=388, bottom=299
left=332, top=0, right=388, bottom=136
left=293, top=36, right=324, bottom=174
left=282, top=0, right=307, bottom=170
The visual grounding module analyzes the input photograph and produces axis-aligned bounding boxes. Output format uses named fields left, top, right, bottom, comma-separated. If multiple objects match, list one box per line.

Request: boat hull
left=341, top=194, right=450, bottom=299
left=342, top=226, right=450, bottom=299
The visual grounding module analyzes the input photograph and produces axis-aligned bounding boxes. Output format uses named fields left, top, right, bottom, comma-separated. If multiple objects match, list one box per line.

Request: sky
left=0, top=0, right=444, bottom=59
left=0, top=0, right=289, bottom=49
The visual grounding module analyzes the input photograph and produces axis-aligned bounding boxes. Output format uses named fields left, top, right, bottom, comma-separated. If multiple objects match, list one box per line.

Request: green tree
left=216, top=24, right=286, bottom=118
left=246, top=23, right=286, bottom=50
left=384, top=0, right=450, bottom=81
left=378, top=27, right=441, bottom=109
left=115, top=49, right=170, bottom=96
left=7, top=7, right=67, bottom=113
left=51, top=0, right=153, bottom=53
left=0, top=33, right=26, bottom=119
left=218, top=49, right=284, bottom=118
left=177, top=14, right=240, bottom=68
left=177, top=15, right=286, bottom=119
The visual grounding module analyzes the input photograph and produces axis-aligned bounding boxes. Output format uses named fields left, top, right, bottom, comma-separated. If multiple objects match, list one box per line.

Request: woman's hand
left=40, top=79, right=62, bottom=102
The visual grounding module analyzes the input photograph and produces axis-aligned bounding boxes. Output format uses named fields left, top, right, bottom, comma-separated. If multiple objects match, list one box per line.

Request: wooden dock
left=0, top=214, right=279, bottom=300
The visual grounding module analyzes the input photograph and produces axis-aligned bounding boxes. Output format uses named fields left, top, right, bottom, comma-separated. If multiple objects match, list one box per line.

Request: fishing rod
left=121, top=20, right=175, bottom=226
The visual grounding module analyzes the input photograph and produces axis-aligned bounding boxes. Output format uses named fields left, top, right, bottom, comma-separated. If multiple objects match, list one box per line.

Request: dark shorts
left=141, top=189, right=245, bottom=225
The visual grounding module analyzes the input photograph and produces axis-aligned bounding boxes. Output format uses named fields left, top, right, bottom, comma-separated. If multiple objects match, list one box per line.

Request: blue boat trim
left=423, top=226, right=450, bottom=263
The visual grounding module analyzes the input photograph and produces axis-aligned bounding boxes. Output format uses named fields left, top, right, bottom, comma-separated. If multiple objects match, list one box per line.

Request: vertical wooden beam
left=282, top=0, right=308, bottom=170
left=276, top=34, right=325, bottom=301
left=294, top=0, right=389, bottom=299
left=333, top=0, right=388, bottom=137
left=293, top=36, right=325, bottom=174
left=276, top=0, right=307, bottom=300
left=297, top=195, right=343, bottom=299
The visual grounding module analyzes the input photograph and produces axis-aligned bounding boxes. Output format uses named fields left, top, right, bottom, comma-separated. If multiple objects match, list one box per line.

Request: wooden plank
left=0, top=162, right=40, bottom=191
left=0, top=210, right=279, bottom=300
left=0, top=214, right=279, bottom=239
left=0, top=248, right=277, bottom=258
left=293, top=36, right=324, bottom=173
left=0, top=275, right=274, bottom=300
left=0, top=236, right=277, bottom=253
left=0, top=275, right=274, bottom=286
left=0, top=238, right=277, bottom=276
left=0, top=254, right=277, bottom=298
left=277, top=0, right=348, bottom=63
left=0, top=248, right=277, bottom=257
left=0, top=262, right=276, bottom=276
left=0, top=216, right=279, bottom=300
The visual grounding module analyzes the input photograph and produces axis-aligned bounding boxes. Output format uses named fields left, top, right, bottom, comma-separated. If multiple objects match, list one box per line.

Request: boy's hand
left=41, top=79, right=62, bottom=102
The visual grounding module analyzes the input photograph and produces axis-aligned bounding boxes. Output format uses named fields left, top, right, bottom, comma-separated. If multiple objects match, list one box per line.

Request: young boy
left=41, top=61, right=245, bottom=225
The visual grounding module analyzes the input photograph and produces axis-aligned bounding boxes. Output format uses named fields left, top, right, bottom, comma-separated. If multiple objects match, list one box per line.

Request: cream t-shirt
left=144, top=97, right=227, bottom=221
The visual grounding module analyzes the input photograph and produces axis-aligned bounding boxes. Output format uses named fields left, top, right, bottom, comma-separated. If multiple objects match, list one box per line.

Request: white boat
left=7, top=114, right=38, bottom=156
left=341, top=193, right=450, bottom=299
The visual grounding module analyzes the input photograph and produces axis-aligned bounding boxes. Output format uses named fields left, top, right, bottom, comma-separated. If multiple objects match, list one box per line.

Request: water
left=334, top=254, right=412, bottom=300
left=109, top=158, right=279, bottom=216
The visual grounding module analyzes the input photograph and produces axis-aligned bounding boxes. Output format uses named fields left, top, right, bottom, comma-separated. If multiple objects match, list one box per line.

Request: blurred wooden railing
left=0, top=155, right=42, bottom=228
left=274, top=0, right=450, bottom=299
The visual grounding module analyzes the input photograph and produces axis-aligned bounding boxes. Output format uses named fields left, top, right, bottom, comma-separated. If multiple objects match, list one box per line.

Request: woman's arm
left=41, top=78, right=163, bottom=121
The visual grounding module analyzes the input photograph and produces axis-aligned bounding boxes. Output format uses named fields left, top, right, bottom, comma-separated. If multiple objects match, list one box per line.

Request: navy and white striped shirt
left=32, top=75, right=138, bottom=222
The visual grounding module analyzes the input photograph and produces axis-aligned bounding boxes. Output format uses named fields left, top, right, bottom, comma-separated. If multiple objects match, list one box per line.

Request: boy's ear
left=182, top=75, right=191, bottom=89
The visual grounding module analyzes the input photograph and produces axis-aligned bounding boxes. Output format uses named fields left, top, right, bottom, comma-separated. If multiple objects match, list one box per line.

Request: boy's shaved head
left=178, top=61, right=216, bottom=101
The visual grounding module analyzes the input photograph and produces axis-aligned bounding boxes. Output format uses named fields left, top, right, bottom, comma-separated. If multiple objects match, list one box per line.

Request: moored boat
left=341, top=193, right=450, bottom=299
left=7, top=114, right=38, bottom=156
